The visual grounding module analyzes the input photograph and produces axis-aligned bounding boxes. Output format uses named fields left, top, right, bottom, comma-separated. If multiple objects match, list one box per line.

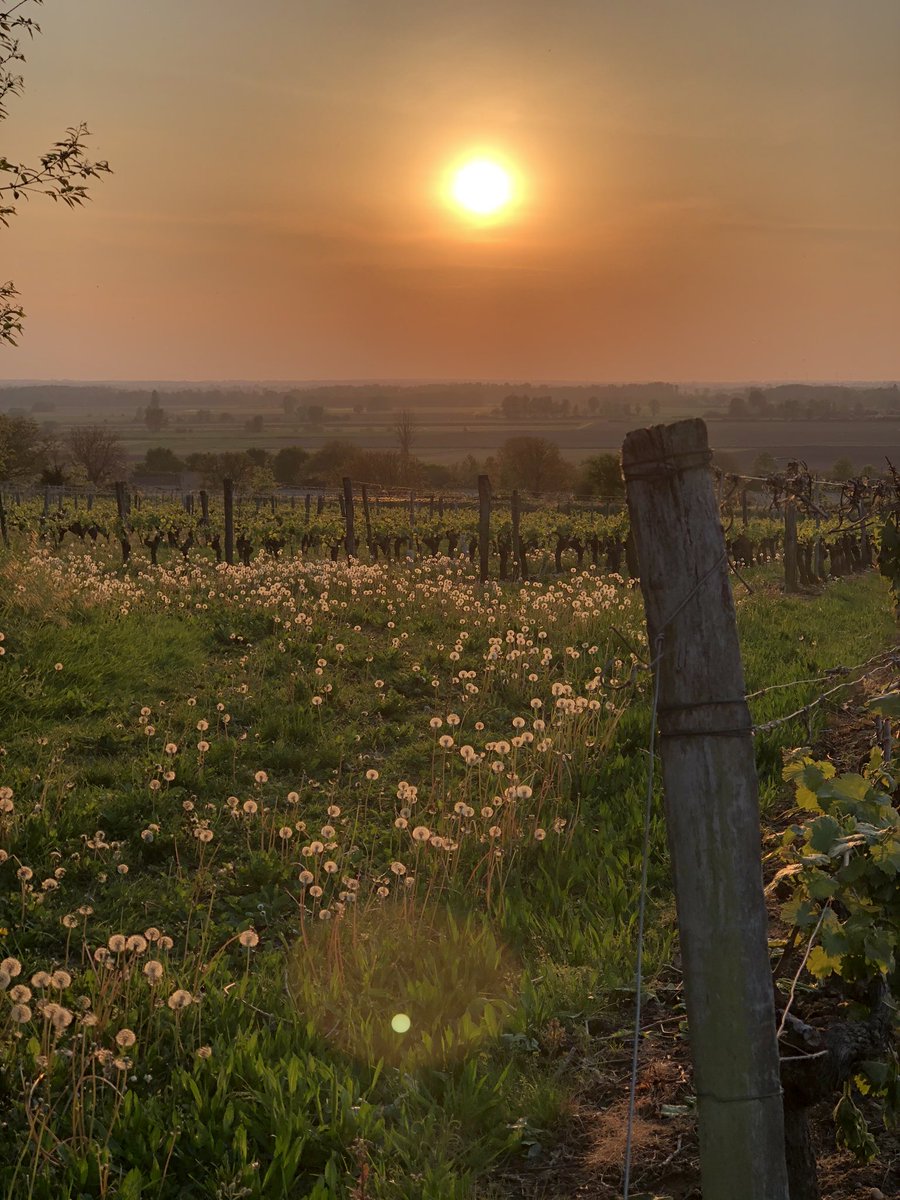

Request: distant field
left=33, top=402, right=900, bottom=473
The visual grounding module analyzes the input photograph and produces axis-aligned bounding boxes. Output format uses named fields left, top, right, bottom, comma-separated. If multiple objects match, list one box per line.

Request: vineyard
left=0, top=459, right=892, bottom=585
left=0, top=453, right=897, bottom=1199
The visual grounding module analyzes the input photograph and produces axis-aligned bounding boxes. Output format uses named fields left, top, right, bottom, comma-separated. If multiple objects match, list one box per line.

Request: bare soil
left=494, top=660, right=900, bottom=1200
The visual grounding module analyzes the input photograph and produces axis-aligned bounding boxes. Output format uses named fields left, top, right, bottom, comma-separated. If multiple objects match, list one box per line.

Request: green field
left=0, top=540, right=895, bottom=1199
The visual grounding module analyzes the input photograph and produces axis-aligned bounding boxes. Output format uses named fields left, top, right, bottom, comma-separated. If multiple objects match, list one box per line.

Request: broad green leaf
left=807, top=945, right=842, bottom=979
left=863, top=931, right=895, bottom=975
left=806, top=869, right=837, bottom=900
left=817, top=774, right=870, bottom=804
left=808, top=815, right=841, bottom=853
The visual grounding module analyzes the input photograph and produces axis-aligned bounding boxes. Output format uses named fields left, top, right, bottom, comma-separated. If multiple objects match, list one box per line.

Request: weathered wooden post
left=199, top=490, right=209, bottom=524
left=478, top=474, right=491, bottom=584
left=223, top=478, right=234, bottom=565
left=511, top=489, right=528, bottom=580
left=784, top=502, right=799, bottom=593
left=858, top=500, right=871, bottom=568
left=622, top=419, right=789, bottom=1200
left=741, top=484, right=749, bottom=528
left=407, top=488, right=416, bottom=562
left=0, top=491, right=8, bottom=548
left=361, top=484, right=373, bottom=554
left=342, top=477, right=357, bottom=559
left=114, top=481, right=131, bottom=565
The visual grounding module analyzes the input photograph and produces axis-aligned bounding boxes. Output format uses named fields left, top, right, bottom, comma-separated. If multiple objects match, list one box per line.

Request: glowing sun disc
left=452, top=159, right=512, bottom=215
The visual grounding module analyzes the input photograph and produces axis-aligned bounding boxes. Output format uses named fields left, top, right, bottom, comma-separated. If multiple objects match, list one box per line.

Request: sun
left=451, top=158, right=513, bottom=216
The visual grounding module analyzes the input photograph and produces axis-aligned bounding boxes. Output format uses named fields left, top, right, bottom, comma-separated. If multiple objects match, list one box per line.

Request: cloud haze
left=2, top=0, right=898, bottom=381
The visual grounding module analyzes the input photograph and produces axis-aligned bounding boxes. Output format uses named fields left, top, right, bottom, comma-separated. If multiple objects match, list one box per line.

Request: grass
left=0, top=544, right=894, bottom=1199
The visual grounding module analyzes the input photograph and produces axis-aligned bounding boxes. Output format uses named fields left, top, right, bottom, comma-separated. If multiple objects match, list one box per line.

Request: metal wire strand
left=622, top=632, right=664, bottom=1199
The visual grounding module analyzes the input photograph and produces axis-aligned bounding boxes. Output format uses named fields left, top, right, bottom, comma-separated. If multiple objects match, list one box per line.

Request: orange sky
left=2, top=0, right=899, bottom=382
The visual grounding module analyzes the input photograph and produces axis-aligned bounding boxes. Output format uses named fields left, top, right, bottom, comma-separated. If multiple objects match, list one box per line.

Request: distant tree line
left=0, top=409, right=884, bottom=496
left=724, top=385, right=899, bottom=420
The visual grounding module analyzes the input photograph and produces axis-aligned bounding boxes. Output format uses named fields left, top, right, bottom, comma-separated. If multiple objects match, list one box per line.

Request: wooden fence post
left=223, top=478, right=234, bottom=565
left=511, top=489, right=528, bottom=580
left=622, top=419, right=789, bottom=1200
left=0, top=491, right=8, bottom=548
left=114, top=481, right=131, bottom=565
left=361, top=484, right=373, bottom=553
left=784, top=502, right=799, bottom=593
left=342, top=477, right=356, bottom=559
left=478, top=474, right=491, bottom=584
left=858, top=500, right=871, bottom=568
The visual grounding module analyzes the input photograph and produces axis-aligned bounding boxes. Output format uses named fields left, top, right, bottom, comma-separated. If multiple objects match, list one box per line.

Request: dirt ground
left=495, top=659, right=900, bottom=1200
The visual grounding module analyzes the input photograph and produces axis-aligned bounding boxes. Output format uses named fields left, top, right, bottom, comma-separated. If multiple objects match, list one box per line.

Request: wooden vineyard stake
left=114, top=481, right=131, bottom=565
left=199, top=490, right=209, bottom=524
left=511, top=489, right=528, bottom=580
left=223, top=478, right=234, bottom=565
left=0, top=491, right=8, bottom=548
left=622, top=419, right=789, bottom=1200
left=361, top=485, right=373, bottom=554
left=478, top=474, right=491, bottom=584
left=784, top=502, right=799, bottom=592
left=859, top=498, right=871, bottom=568
left=342, top=477, right=357, bottom=559
left=741, top=484, right=749, bottom=527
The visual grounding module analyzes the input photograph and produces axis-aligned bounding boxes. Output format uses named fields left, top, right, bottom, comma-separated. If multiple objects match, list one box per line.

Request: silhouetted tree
left=394, top=409, right=416, bottom=461
left=273, top=446, right=309, bottom=485
left=0, top=413, right=51, bottom=479
left=576, top=453, right=624, bottom=500
left=144, top=390, right=167, bottom=432
left=497, top=437, right=567, bottom=495
left=141, top=447, right=184, bottom=474
left=1, top=2, right=111, bottom=344
left=66, top=425, right=127, bottom=485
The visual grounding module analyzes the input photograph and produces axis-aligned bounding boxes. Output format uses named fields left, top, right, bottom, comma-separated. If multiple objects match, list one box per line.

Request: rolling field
left=0, top=539, right=896, bottom=1199
left=30, top=397, right=900, bottom=474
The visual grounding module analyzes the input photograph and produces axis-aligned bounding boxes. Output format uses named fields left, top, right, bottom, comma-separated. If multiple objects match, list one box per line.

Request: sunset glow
left=451, top=158, right=513, bottom=216
left=1, top=1, right=897, bottom=381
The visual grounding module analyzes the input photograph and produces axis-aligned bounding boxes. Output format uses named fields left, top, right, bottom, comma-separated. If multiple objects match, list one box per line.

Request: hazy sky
left=2, top=0, right=899, bottom=382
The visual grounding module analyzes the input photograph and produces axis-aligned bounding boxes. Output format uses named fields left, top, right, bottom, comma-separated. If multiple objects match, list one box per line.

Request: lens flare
left=391, top=1012, right=412, bottom=1034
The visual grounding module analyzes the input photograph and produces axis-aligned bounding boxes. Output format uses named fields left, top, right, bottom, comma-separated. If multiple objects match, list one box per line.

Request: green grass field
left=0, top=542, right=895, bottom=1199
